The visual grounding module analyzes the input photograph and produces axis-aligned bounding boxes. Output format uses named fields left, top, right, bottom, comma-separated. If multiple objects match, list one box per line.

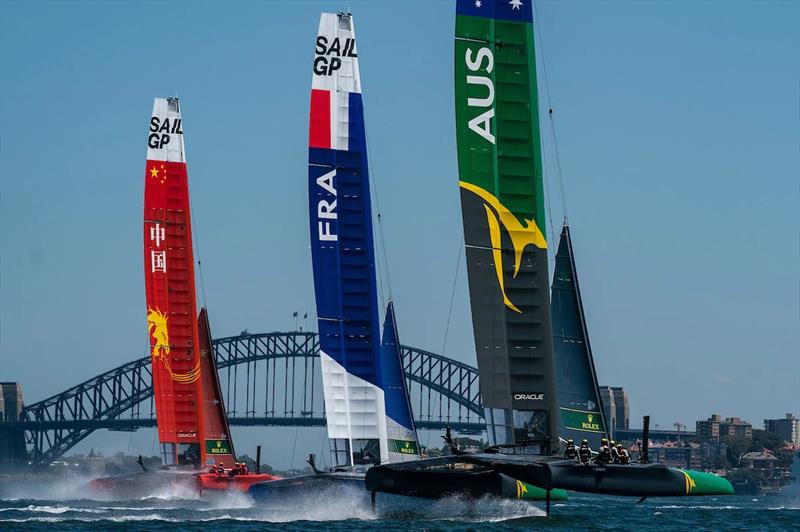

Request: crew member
left=578, top=439, right=592, bottom=464
left=212, top=460, right=226, bottom=476
left=617, top=444, right=630, bottom=465
left=594, top=438, right=611, bottom=465
left=240, top=462, right=249, bottom=475
left=610, top=440, right=620, bottom=463
left=564, top=439, right=578, bottom=461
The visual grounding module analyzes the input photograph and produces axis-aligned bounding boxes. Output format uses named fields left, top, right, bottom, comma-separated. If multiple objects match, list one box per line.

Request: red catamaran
left=90, top=98, right=277, bottom=496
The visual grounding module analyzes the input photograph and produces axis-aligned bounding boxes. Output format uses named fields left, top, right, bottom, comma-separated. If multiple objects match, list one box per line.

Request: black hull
left=365, top=465, right=517, bottom=499
left=248, top=471, right=365, bottom=499
left=366, top=455, right=732, bottom=498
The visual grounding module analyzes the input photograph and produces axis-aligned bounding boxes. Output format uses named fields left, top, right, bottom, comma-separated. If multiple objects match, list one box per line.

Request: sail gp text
left=314, top=36, right=357, bottom=76
left=315, top=169, right=337, bottom=241
left=148, top=116, right=183, bottom=149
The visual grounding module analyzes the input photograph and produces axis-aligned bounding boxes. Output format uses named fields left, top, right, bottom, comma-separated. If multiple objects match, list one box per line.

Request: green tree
left=751, top=430, right=784, bottom=452
left=775, top=447, right=794, bottom=468
left=722, top=436, right=751, bottom=467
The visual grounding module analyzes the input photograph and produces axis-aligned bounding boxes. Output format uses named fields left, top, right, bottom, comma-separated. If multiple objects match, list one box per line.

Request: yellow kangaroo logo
left=678, top=469, right=696, bottom=495
left=515, top=479, right=528, bottom=499
left=460, top=181, right=547, bottom=313
left=146, top=307, right=200, bottom=384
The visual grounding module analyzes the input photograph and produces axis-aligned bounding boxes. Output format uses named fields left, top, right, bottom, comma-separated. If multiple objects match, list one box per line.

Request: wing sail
left=454, top=0, right=558, bottom=449
left=380, top=302, right=420, bottom=462
left=197, top=308, right=236, bottom=468
left=308, top=12, right=387, bottom=467
left=143, top=97, right=205, bottom=467
left=552, top=225, right=609, bottom=448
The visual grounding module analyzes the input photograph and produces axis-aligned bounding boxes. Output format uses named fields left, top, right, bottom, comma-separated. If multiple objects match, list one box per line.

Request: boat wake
left=249, top=482, right=376, bottom=522
left=379, top=493, right=545, bottom=522
left=136, top=481, right=201, bottom=502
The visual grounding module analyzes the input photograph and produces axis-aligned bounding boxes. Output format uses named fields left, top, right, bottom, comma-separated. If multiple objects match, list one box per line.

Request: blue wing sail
left=380, top=301, right=420, bottom=460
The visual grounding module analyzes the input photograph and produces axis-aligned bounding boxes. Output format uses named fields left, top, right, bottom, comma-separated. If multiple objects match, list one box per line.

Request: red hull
left=197, top=473, right=282, bottom=492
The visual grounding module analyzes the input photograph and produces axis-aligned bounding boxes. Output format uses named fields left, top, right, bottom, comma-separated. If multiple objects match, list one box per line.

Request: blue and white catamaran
left=249, top=11, right=418, bottom=499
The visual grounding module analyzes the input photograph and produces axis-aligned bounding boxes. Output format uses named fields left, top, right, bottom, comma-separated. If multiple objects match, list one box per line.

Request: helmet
left=567, top=439, right=574, bottom=444
left=217, top=461, right=224, bottom=466
left=581, top=439, right=588, bottom=444
left=601, top=438, right=608, bottom=444
left=610, top=440, right=616, bottom=446
left=617, top=444, right=623, bottom=449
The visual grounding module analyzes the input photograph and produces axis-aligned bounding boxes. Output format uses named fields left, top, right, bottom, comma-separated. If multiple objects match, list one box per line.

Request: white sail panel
left=147, top=98, right=185, bottom=163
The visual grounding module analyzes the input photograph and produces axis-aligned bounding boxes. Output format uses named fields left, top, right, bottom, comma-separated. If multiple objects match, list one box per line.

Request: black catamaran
left=365, top=0, right=733, bottom=504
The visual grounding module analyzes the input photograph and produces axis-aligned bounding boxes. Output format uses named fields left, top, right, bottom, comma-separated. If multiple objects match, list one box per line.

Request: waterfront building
left=764, top=414, right=800, bottom=445
left=742, top=450, right=779, bottom=470
left=650, top=441, right=703, bottom=469
left=696, top=414, right=752, bottom=442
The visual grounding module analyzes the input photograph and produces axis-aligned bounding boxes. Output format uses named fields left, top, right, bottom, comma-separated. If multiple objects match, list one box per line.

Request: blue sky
left=1, top=1, right=798, bottom=467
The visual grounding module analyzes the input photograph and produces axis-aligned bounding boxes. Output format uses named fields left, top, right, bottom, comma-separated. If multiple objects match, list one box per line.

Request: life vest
left=595, top=445, right=611, bottom=464
left=578, top=446, right=592, bottom=463
left=564, top=445, right=578, bottom=460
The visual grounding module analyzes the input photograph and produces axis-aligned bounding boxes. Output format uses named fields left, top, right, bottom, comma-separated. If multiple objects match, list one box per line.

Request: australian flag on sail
left=456, top=0, right=533, bottom=23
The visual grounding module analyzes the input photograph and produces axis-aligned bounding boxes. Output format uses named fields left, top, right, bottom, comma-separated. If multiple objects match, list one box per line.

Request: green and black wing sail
left=455, top=0, right=557, bottom=450
left=551, top=225, right=608, bottom=448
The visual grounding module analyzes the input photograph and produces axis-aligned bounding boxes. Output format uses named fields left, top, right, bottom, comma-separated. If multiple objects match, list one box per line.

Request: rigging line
left=541, top=123, right=558, bottom=268
left=187, top=191, right=208, bottom=309
left=533, top=0, right=569, bottom=223
left=289, top=425, right=300, bottom=470
left=363, top=101, right=394, bottom=306
left=429, top=237, right=465, bottom=445
left=441, top=237, right=464, bottom=358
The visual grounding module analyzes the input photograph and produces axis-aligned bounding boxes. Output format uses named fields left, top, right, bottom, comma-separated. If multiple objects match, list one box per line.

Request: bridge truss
left=14, top=332, right=484, bottom=466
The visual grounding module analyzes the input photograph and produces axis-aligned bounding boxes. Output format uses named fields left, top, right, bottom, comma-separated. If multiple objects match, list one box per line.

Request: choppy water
left=0, top=474, right=797, bottom=531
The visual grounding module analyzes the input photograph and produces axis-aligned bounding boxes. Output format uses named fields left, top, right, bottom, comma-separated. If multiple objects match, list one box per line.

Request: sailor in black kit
left=594, top=438, right=612, bottom=465
left=564, top=439, right=579, bottom=461
left=578, top=439, right=592, bottom=464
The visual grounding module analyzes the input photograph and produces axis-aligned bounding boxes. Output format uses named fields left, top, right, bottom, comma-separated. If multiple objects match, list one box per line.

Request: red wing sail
left=144, top=97, right=205, bottom=467
left=197, top=308, right=236, bottom=468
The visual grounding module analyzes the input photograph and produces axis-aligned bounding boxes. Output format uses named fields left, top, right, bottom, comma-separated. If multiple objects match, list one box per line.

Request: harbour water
left=0, top=475, right=797, bottom=531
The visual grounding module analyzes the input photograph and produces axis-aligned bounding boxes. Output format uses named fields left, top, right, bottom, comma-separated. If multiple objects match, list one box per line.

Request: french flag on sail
left=309, top=89, right=363, bottom=152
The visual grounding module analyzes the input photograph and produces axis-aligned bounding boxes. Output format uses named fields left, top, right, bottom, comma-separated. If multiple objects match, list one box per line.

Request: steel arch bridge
left=14, top=332, right=485, bottom=466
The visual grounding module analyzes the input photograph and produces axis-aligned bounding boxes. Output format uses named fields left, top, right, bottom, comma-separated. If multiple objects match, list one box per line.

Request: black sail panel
left=552, top=225, right=608, bottom=448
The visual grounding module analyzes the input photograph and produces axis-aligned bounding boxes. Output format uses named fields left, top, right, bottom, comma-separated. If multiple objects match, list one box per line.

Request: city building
left=741, top=450, right=779, bottom=470
left=650, top=441, right=703, bottom=469
left=764, top=414, right=800, bottom=445
left=599, top=386, right=629, bottom=438
left=696, top=414, right=752, bottom=443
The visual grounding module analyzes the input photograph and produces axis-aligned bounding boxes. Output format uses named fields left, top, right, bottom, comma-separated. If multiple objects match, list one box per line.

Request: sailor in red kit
left=211, top=461, right=226, bottom=476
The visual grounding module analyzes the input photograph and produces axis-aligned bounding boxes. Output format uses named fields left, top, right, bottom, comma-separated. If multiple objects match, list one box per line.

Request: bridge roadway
left=7, top=331, right=486, bottom=466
